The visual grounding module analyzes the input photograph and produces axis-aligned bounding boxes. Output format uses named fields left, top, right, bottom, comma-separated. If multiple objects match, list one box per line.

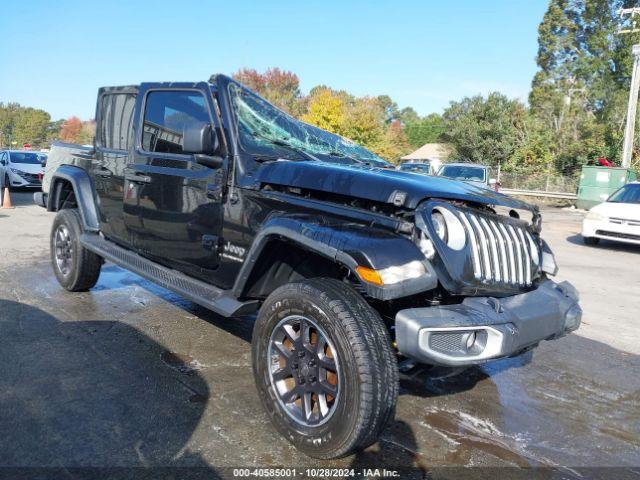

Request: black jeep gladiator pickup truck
left=35, top=75, right=581, bottom=459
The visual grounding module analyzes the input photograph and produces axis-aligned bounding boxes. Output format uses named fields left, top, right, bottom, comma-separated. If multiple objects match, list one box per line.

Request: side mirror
left=489, top=178, right=497, bottom=185
left=183, top=122, right=218, bottom=155
left=183, top=122, right=223, bottom=169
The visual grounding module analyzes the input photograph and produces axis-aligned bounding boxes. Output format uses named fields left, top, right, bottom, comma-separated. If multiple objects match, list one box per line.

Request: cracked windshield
left=229, top=83, right=390, bottom=167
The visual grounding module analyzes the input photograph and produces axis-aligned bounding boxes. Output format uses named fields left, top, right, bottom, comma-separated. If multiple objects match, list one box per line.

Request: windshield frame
left=225, top=80, right=391, bottom=168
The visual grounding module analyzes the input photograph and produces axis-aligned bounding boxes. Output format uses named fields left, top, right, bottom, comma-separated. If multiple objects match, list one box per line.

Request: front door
left=124, top=85, right=225, bottom=281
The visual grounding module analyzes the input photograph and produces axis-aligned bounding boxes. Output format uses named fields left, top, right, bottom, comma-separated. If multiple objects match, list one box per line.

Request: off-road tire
left=50, top=209, right=102, bottom=291
left=252, top=278, right=398, bottom=459
left=583, top=236, right=600, bottom=246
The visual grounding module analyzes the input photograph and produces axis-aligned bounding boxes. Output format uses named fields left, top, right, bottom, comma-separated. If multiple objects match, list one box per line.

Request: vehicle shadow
left=566, top=233, right=640, bottom=253
left=399, top=351, right=533, bottom=399
left=0, top=299, right=221, bottom=477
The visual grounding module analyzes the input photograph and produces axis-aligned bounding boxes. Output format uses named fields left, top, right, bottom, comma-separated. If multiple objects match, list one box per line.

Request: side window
left=100, top=93, right=136, bottom=150
left=142, top=91, right=209, bottom=155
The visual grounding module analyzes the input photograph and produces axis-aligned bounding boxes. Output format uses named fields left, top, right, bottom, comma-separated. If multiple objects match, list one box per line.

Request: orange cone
left=2, top=187, right=13, bottom=209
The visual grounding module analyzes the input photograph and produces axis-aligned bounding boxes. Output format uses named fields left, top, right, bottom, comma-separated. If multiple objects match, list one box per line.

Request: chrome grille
left=459, top=210, right=540, bottom=287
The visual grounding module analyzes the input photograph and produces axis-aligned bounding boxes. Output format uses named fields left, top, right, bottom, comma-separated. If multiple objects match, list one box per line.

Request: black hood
left=254, top=160, right=534, bottom=212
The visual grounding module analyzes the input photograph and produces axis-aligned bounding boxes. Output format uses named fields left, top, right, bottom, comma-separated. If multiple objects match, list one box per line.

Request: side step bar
left=80, top=234, right=259, bottom=317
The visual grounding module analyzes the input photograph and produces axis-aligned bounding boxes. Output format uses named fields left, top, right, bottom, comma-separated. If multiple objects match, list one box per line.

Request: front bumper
left=8, top=171, right=42, bottom=188
left=582, top=218, right=640, bottom=245
left=395, top=279, right=581, bottom=366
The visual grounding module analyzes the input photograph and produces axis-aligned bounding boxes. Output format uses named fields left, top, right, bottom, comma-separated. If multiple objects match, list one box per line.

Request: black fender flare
left=233, top=214, right=438, bottom=301
left=48, top=165, right=100, bottom=232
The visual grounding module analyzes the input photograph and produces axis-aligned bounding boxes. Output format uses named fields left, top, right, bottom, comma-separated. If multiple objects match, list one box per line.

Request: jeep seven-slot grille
left=457, top=210, right=540, bottom=287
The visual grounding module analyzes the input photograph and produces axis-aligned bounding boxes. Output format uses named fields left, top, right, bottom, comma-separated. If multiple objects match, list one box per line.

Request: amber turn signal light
left=355, top=266, right=384, bottom=286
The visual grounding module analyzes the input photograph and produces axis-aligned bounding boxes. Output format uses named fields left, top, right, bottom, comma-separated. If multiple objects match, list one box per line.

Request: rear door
left=93, top=88, right=137, bottom=247
left=124, top=83, right=225, bottom=281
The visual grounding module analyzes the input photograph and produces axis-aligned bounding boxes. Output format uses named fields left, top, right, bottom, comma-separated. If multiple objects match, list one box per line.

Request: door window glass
left=142, top=91, right=209, bottom=154
left=100, top=93, right=136, bottom=150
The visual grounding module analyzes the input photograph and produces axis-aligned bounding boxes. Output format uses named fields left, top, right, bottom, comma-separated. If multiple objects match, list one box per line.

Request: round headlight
left=432, top=211, right=448, bottom=242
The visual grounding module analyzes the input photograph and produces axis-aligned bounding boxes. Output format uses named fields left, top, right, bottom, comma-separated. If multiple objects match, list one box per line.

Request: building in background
left=399, top=143, right=452, bottom=175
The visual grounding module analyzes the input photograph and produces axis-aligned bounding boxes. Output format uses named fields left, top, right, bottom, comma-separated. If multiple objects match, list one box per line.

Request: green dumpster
left=576, top=166, right=637, bottom=210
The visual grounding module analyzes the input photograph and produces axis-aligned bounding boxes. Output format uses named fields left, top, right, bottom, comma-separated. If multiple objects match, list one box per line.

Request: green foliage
left=0, top=102, right=51, bottom=149
left=530, top=0, right=640, bottom=171
left=404, top=113, right=444, bottom=148
left=442, top=93, right=527, bottom=167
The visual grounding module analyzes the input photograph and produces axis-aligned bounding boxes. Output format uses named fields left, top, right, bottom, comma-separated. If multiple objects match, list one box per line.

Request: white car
left=0, top=150, right=47, bottom=189
left=582, top=181, right=640, bottom=246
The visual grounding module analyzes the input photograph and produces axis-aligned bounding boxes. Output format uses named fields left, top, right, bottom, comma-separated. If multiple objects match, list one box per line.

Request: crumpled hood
left=255, top=160, right=534, bottom=211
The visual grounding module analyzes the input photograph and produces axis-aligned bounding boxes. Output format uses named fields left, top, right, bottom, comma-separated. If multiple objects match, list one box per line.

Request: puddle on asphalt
left=95, top=266, right=199, bottom=309
left=161, top=351, right=205, bottom=375
left=423, top=409, right=535, bottom=467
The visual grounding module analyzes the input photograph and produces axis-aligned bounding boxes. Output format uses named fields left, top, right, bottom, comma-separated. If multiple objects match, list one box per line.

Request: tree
left=59, top=117, right=83, bottom=143
left=300, top=88, right=347, bottom=135
left=233, top=67, right=305, bottom=116
left=77, top=120, right=96, bottom=145
left=442, top=93, right=527, bottom=167
left=404, top=113, right=445, bottom=148
left=0, top=102, right=51, bottom=149
left=530, top=0, right=640, bottom=169
left=373, top=120, right=411, bottom=164
left=13, top=108, right=51, bottom=148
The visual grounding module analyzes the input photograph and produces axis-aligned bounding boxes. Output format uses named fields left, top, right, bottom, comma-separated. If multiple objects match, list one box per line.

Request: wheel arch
left=48, top=165, right=99, bottom=232
left=232, top=214, right=437, bottom=301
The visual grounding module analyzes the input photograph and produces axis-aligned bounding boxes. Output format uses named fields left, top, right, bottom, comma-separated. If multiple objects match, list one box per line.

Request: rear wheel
left=50, top=209, right=102, bottom=291
left=252, top=278, right=398, bottom=459
left=583, top=236, right=600, bottom=245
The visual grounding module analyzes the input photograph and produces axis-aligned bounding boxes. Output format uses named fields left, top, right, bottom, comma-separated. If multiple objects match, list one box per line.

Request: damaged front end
left=393, top=200, right=581, bottom=366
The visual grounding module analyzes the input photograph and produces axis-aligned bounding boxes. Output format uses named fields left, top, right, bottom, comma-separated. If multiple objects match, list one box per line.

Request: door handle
left=125, top=173, right=152, bottom=184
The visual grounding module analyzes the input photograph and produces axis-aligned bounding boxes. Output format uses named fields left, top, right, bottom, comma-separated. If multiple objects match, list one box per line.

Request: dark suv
left=36, top=75, right=581, bottom=459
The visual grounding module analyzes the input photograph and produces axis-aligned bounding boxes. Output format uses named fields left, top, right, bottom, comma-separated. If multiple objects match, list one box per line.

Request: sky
left=0, top=0, right=549, bottom=121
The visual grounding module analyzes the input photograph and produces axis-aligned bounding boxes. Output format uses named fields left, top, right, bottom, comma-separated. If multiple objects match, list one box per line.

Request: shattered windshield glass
left=228, top=83, right=391, bottom=167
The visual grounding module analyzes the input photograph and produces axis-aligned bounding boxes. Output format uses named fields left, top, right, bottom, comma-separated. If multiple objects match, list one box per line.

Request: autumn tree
left=59, top=117, right=83, bottom=143
left=301, top=88, right=347, bottom=134
left=233, top=67, right=305, bottom=116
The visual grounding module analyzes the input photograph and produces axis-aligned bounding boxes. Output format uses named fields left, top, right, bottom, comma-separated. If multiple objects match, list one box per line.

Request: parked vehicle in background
left=438, top=162, right=499, bottom=191
left=0, top=150, right=47, bottom=189
left=36, top=75, right=581, bottom=459
left=582, top=181, right=640, bottom=246
left=398, top=161, right=434, bottom=175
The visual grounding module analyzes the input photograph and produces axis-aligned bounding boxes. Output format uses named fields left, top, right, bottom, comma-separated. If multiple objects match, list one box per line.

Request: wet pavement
left=0, top=193, right=639, bottom=478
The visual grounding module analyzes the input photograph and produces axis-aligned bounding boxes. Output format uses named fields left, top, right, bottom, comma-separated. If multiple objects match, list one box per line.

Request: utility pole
left=618, top=7, right=640, bottom=168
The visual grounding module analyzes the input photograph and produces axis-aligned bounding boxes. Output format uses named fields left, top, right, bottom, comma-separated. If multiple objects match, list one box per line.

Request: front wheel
left=50, top=209, right=103, bottom=291
left=252, top=278, right=398, bottom=459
